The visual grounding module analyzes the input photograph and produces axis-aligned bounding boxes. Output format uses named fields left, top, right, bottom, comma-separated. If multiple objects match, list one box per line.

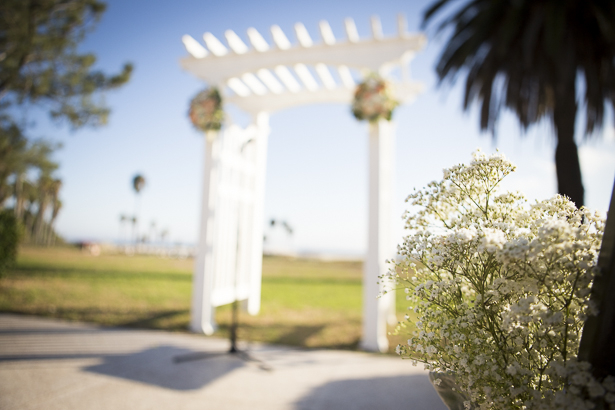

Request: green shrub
left=0, top=209, right=21, bottom=277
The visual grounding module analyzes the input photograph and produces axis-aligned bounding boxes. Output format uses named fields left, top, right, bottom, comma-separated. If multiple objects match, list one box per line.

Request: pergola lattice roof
left=180, top=15, right=426, bottom=114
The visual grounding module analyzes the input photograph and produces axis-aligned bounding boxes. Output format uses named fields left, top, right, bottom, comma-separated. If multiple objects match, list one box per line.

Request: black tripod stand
left=174, top=299, right=271, bottom=371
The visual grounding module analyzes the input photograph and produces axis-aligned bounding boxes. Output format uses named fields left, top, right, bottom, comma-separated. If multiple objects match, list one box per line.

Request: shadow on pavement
left=0, top=327, right=107, bottom=335
left=83, top=345, right=246, bottom=391
left=293, top=374, right=447, bottom=410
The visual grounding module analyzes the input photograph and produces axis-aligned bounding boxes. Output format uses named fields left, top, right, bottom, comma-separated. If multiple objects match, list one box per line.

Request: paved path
left=0, top=314, right=446, bottom=410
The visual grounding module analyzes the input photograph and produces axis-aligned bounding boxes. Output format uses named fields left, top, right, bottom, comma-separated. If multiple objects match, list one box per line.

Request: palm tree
left=423, top=0, right=615, bottom=207
left=14, top=173, right=25, bottom=220
left=47, top=199, right=62, bottom=246
left=132, top=174, right=145, bottom=194
left=131, top=174, right=145, bottom=244
left=44, top=179, right=62, bottom=245
left=119, top=214, right=128, bottom=244
left=160, top=228, right=169, bottom=244
left=149, top=220, right=157, bottom=244
left=32, top=175, right=54, bottom=244
left=23, top=180, right=38, bottom=240
left=130, top=216, right=138, bottom=246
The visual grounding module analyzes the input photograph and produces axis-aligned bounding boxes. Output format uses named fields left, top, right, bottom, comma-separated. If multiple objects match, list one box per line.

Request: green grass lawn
left=0, top=246, right=412, bottom=352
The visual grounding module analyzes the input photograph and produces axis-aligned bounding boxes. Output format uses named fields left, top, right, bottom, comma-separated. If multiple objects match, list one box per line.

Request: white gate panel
left=191, top=118, right=268, bottom=335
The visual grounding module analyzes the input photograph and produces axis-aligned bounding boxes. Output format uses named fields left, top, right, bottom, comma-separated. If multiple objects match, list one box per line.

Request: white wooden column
left=191, top=130, right=220, bottom=335
left=247, top=112, right=270, bottom=315
left=361, top=119, right=397, bottom=352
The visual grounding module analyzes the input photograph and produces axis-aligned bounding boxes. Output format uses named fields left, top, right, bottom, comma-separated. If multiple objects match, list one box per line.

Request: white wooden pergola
left=180, top=15, right=425, bottom=352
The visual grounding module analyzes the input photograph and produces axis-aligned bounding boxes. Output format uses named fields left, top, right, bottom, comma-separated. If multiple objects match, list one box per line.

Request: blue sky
left=37, top=0, right=615, bottom=255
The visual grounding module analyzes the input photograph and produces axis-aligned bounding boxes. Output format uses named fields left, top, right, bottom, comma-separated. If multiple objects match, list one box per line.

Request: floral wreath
left=189, top=87, right=224, bottom=132
left=351, top=74, right=399, bottom=122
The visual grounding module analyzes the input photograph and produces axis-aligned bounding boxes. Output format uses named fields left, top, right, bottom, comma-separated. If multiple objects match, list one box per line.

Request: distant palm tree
left=270, top=219, right=293, bottom=236
left=131, top=216, right=138, bottom=246
left=160, top=228, right=169, bottom=244
left=268, top=218, right=294, bottom=254
left=13, top=173, right=25, bottom=220
left=45, top=179, right=62, bottom=246
left=47, top=199, right=62, bottom=246
left=423, top=0, right=615, bottom=207
left=119, top=214, right=128, bottom=244
left=131, top=174, right=146, bottom=244
left=23, top=180, right=37, bottom=240
left=32, top=176, right=56, bottom=244
left=132, top=174, right=145, bottom=194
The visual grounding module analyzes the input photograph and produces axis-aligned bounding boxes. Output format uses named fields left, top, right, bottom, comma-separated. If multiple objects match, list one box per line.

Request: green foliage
left=423, top=0, right=615, bottom=134
left=0, top=118, right=63, bottom=244
left=0, top=0, right=133, bottom=129
left=0, top=209, right=21, bottom=277
left=0, top=0, right=133, bottom=246
left=422, top=0, right=615, bottom=207
left=0, top=120, right=59, bottom=204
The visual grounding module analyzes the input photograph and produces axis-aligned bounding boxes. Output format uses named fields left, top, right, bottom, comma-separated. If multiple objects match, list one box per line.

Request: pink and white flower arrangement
left=351, top=74, right=398, bottom=122
left=189, top=87, right=224, bottom=132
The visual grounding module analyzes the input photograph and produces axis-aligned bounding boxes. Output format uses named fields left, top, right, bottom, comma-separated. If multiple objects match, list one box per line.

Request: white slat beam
left=182, top=35, right=208, bottom=58
left=319, top=20, right=336, bottom=45
left=294, top=64, right=318, bottom=91
left=225, top=30, right=248, bottom=54
left=371, top=16, right=383, bottom=40
left=227, top=80, right=424, bottom=114
left=247, top=28, right=269, bottom=52
left=337, top=65, right=355, bottom=89
left=344, top=18, right=360, bottom=43
left=397, top=14, right=407, bottom=37
left=181, top=17, right=427, bottom=85
left=294, top=23, right=313, bottom=48
left=315, top=64, right=336, bottom=89
left=274, top=65, right=301, bottom=93
left=182, top=33, right=427, bottom=84
left=241, top=73, right=268, bottom=95
left=257, top=69, right=284, bottom=94
left=271, top=25, right=292, bottom=50
left=203, top=32, right=228, bottom=56
left=227, top=77, right=251, bottom=96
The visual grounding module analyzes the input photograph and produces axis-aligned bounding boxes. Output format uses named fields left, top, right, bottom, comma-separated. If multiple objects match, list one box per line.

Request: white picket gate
left=191, top=115, right=269, bottom=334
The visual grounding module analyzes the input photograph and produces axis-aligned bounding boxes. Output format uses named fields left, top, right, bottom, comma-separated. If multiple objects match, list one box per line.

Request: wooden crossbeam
left=226, top=80, right=423, bottom=114
left=181, top=15, right=426, bottom=86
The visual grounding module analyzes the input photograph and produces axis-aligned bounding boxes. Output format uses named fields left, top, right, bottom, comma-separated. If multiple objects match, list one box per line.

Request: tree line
left=0, top=0, right=132, bottom=274
left=0, top=129, right=63, bottom=245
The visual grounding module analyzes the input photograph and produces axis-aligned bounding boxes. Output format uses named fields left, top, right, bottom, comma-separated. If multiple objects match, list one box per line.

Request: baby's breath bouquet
left=389, top=151, right=614, bottom=410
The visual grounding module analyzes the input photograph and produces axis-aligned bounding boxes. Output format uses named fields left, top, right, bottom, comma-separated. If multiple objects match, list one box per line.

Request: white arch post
left=361, top=119, right=397, bottom=352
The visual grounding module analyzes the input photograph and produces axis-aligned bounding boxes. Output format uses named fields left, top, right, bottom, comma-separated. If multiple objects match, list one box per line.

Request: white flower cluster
left=390, top=150, right=612, bottom=410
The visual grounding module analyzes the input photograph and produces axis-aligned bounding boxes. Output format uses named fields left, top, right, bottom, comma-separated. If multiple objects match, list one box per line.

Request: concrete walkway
left=0, top=314, right=446, bottom=410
